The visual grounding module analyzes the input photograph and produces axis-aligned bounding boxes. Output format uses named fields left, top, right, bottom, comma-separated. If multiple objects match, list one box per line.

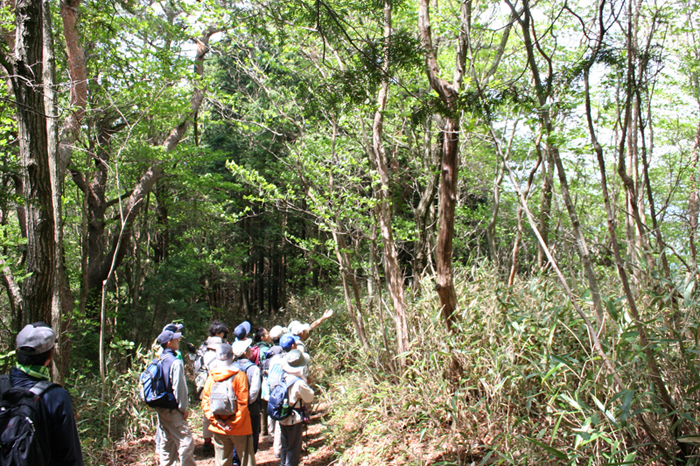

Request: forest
left=1, top=0, right=700, bottom=463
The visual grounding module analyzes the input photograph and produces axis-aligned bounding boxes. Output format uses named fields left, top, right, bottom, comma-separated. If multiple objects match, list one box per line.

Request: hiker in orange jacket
left=201, top=343, right=256, bottom=466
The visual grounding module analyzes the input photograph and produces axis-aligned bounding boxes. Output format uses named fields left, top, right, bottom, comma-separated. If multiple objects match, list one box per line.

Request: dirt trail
left=111, top=406, right=334, bottom=466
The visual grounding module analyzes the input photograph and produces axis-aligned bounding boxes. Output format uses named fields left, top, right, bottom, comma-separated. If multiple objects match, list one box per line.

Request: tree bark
left=5, top=0, right=55, bottom=326
left=418, top=0, right=467, bottom=331
left=371, top=0, right=409, bottom=356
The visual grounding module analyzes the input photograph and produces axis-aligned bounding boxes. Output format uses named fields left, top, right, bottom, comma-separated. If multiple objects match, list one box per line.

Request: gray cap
left=162, top=322, right=184, bottom=333
left=217, top=343, right=233, bottom=361
left=16, top=323, right=56, bottom=355
left=284, top=349, right=310, bottom=369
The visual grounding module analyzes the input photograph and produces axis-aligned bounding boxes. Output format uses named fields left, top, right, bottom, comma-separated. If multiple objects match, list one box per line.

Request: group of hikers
left=151, top=309, right=333, bottom=466
left=0, top=310, right=331, bottom=466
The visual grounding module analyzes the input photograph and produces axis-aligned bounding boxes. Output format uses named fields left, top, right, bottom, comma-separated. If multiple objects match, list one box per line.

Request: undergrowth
left=314, top=265, right=700, bottom=465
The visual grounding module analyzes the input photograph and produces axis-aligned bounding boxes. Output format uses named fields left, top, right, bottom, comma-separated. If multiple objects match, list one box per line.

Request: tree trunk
left=8, top=0, right=55, bottom=326
left=418, top=0, right=468, bottom=331
left=371, top=0, right=409, bottom=357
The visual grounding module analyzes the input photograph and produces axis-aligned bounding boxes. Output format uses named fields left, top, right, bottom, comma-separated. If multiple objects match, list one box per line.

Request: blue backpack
left=267, top=373, right=300, bottom=421
left=139, top=357, right=176, bottom=408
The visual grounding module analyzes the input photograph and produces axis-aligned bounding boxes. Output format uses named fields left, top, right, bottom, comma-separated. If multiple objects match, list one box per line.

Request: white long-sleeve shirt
left=238, top=358, right=261, bottom=404
left=280, top=366, right=314, bottom=426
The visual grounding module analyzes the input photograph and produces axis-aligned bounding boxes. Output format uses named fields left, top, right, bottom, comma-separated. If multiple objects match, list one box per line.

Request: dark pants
left=280, top=423, right=304, bottom=466
left=260, top=399, right=269, bottom=435
left=250, top=412, right=261, bottom=453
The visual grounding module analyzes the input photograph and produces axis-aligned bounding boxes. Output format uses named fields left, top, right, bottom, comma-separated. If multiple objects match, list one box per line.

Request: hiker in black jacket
left=9, top=322, right=84, bottom=466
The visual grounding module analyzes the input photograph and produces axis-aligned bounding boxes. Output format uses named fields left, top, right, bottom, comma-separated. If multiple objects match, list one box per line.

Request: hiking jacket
left=162, top=348, right=188, bottom=412
left=279, top=366, right=314, bottom=427
left=10, top=367, right=85, bottom=466
left=201, top=364, right=252, bottom=436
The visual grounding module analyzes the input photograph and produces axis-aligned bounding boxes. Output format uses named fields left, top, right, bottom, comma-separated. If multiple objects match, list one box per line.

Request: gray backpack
left=209, top=373, right=237, bottom=416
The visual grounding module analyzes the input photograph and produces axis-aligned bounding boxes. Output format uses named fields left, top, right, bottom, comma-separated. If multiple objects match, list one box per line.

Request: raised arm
left=309, top=309, right=334, bottom=332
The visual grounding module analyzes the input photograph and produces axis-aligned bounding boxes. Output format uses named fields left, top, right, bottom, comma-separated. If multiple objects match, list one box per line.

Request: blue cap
left=234, top=321, right=251, bottom=341
left=157, top=330, right=181, bottom=345
left=280, top=333, right=296, bottom=351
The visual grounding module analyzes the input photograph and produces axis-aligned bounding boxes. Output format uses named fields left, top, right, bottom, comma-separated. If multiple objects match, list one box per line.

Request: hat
left=284, top=349, right=310, bottom=370
left=232, top=338, right=252, bottom=358
left=157, top=329, right=182, bottom=345
left=217, top=343, right=234, bottom=361
left=269, top=325, right=285, bottom=341
left=162, top=322, right=184, bottom=333
left=290, top=321, right=310, bottom=336
left=16, top=323, right=56, bottom=355
left=234, top=321, right=251, bottom=341
left=280, top=333, right=296, bottom=351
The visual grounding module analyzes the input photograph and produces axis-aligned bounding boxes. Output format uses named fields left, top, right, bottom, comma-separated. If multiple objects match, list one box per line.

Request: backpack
left=267, top=356, right=284, bottom=390
left=208, top=373, right=238, bottom=416
left=250, top=345, right=261, bottom=366
left=194, top=345, right=213, bottom=399
left=192, top=342, right=208, bottom=374
left=267, top=373, right=300, bottom=421
left=0, top=374, right=56, bottom=466
left=237, top=360, right=255, bottom=376
left=138, top=357, right=176, bottom=408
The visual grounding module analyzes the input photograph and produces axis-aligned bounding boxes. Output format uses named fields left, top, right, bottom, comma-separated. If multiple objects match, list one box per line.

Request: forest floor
left=107, top=404, right=335, bottom=466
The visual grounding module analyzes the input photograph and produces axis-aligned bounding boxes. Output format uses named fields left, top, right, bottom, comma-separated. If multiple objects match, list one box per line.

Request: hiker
left=287, top=322, right=309, bottom=353
left=262, top=326, right=285, bottom=445
left=251, top=327, right=272, bottom=366
left=278, top=349, right=314, bottom=466
left=154, top=328, right=195, bottom=466
left=5, top=322, right=84, bottom=466
left=233, top=321, right=251, bottom=341
left=233, top=338, right=262, bottom=454
left=268, top=333, right=298, bottom=458
left=253, top=327, right=273, bottom=437
left=153, top=323, right=186, bottom=361
left=288, top=309, right=333, bottom=353
left=201, top=343, right=255, bottom=466
left=195, top=320, right=229, bottom=452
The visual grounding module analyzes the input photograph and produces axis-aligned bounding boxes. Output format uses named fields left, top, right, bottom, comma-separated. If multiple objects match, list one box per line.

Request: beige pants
left=155, top=408, right=195, bottom=466
left=213, top=432, right=256, bottom=466
left=203, top=415, right=214, bottom=439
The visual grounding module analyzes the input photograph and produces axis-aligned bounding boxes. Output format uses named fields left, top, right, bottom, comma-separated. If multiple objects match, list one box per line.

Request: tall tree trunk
left=43, top=0, right=72, bottom=383
left=371, top=0, right=409, bottom=357
left=7, top=0, right=55, bottom=326
left=418, top=0, right=468, bottom=331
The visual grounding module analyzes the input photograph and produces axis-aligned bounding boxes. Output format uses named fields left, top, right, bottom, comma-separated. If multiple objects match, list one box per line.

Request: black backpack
left=0, top=374, right=56, bottom=466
